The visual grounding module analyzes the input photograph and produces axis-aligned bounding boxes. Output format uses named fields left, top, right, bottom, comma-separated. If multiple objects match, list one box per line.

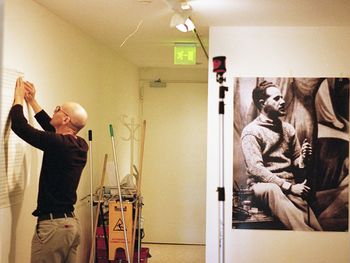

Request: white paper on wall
left=0, top=68, right=28, bottom=208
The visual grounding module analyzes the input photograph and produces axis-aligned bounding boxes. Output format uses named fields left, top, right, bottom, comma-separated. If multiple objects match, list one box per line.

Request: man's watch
left=282, top=181, right=292, bottom=193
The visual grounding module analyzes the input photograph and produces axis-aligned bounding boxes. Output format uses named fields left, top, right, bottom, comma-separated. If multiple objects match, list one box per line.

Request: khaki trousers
left=31, top=217, right=81, bottom=263
left=252, top=183, right=323, bottom=231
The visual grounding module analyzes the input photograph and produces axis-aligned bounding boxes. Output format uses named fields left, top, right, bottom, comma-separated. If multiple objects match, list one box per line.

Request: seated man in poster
left=241, top=80, right=322, bottom=231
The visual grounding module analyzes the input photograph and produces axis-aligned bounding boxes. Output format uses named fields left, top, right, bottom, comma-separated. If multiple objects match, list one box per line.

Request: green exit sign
left=174, top=44, right=196, bottom=65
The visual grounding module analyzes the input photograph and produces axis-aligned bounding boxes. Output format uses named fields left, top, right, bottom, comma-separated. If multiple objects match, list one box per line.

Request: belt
left=37, top=212, right=75, bottom=222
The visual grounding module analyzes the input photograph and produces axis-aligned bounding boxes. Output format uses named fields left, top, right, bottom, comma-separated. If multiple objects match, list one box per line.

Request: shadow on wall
left=3, top=112, right=29, bottom=263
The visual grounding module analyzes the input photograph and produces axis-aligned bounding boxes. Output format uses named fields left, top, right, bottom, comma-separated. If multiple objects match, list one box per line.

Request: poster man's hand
left=290, top=179, right=310, bottom=198
left=301, top=139, right=312, bottom=163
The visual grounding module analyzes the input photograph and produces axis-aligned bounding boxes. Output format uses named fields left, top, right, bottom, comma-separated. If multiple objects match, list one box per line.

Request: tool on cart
left=130, top=120, right=146, bottom=263
left=109, top=124, right=131, bottom=262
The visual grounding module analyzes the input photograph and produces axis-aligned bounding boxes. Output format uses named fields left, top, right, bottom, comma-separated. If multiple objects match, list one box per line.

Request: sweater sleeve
left=10, top=104, right=62, bottom=151
left=241, top=133, right=286, bottom=187
left=35, top=110, right=55, bottom=132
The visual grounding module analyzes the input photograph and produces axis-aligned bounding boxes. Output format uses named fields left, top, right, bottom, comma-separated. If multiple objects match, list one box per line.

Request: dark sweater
left=10, top=104, right=88, bottom=216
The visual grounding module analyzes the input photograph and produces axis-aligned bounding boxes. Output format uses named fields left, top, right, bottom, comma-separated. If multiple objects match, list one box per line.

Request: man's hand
left=301, top=139, right=312, bottom=159
left=290, top=179, right=310, bottom=198
left=299, top=139, right=312, bottom=167
left=24, top=81, right=36, bottom=104
left=13, top=77, right=25, bottom=105
left=22, top=80, right=42, bottom=114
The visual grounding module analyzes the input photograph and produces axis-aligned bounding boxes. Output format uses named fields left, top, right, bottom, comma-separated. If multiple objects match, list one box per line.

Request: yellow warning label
left=108, top=201, right=133, bottom=260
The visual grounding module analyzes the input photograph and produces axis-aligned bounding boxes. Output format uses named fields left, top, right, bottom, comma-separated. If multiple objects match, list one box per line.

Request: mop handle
left=109, top=124, right=131, bottom=263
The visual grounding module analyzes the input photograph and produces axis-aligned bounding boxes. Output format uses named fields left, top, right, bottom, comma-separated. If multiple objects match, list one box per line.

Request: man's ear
left=63, top=116, right=70, bottom=125
left=258, top=99, right=265, bottom=109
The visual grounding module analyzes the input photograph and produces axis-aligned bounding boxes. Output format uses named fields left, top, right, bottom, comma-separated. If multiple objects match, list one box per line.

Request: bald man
left=10, top=78, right=88, bottom=263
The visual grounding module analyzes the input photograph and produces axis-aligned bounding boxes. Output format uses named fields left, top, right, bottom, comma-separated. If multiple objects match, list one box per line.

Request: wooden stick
left=89, top=154, right=108, bottom=263
left=130, top=120, right=146, bottom=263
left=136, top=120, right=146, bottom=197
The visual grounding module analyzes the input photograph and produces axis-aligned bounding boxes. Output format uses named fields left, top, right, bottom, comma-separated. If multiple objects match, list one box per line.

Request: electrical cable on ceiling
left=120, top=19, right=144, bottom=47
left=188, top=16, right=208, bottom=60
left=193, top=28, right=208, bottom=60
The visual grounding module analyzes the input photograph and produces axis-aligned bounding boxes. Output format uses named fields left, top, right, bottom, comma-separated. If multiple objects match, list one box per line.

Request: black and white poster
left=232, top=77, right=349, bottom=232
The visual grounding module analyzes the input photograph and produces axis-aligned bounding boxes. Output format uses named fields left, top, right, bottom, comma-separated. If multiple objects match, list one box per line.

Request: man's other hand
left=290, top=179, right=310, bottom=198
left=301, top=139, right=312, bottom=159
left=301, top=139, right=312, bottom=162
left=24, top=81, right=36, bottom=103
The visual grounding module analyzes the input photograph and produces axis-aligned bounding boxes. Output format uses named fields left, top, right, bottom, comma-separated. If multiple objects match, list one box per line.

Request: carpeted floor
left=142, top=243, right=205, bottom=263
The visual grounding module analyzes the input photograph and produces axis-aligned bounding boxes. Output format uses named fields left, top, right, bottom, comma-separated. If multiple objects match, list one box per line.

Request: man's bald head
left=61, top=102, right=88, bottom=132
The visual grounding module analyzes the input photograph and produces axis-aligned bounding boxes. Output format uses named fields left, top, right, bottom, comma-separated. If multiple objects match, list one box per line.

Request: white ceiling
left=34, top=0, right=350, bottom=69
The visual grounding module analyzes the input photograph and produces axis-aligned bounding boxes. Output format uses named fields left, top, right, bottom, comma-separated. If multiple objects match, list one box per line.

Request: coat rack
left=119, top=115, right=141, bottom=180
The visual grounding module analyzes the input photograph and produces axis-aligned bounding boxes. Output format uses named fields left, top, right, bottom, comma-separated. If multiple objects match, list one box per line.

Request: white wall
left=1, top=0, right=139, bottom=262
left=206, top=27, right=350, bottom=263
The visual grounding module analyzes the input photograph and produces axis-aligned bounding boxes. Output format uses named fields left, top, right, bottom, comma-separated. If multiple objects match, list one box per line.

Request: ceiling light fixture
left=176, top=17, right=195, bottom=32
left=170, top=13, right=195, bottom=32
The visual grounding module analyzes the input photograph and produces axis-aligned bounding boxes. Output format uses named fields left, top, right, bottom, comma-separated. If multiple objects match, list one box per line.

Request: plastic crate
left=95, top=226, right=150, bottom=262
left=96, top=247, right=150, bottom=263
